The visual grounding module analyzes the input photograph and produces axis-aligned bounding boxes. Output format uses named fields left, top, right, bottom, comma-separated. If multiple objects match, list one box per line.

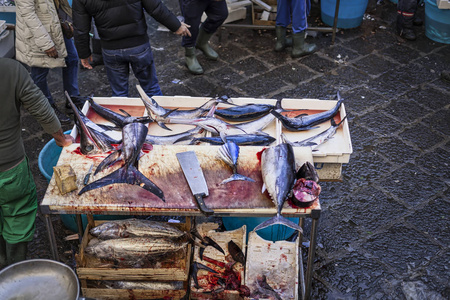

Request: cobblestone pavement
left=16, top=0, right=449, bottom=298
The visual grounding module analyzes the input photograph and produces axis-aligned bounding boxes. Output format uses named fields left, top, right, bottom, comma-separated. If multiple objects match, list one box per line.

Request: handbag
left=60, top=20, right=74, bottom=39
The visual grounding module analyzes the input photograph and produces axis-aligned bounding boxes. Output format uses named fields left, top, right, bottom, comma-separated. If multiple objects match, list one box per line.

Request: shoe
left=397, top=27, right=416, bottom=40
left=66, top=95, right=90, bottom=110
left=52, top=104, right=71, bottom=124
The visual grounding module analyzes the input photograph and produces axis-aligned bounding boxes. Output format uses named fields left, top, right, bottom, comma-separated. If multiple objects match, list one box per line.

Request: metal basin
left=0, top=259, right=79, bottom=300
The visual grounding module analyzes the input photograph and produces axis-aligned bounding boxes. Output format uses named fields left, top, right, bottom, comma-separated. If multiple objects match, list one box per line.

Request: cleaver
left=176, top=151, right=214, bottom=216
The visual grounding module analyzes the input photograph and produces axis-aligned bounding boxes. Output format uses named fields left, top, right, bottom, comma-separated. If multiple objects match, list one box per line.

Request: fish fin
left=173, top=135, right=194, bottom=144
left=253, top=215, right=303, bottom=234
left=94, top=150, right=122, bottom=175
left=204, top=236, right=225, bottom=255
left=79, top=168, right=125, bottom=195
left=199, top=246, right=205, bottom=261
left=157, top=121, right=172, bottom=131
left=162, top=108, right=179, bottom=118
left=275, top=98, right=283, bottom=109
left=119, top=109, right=131, bottom=117
left=131, top=167, right=165, bottom=202
left=218, top=95, right=237, bottom=106
left=221, top=174, right=255, bottom=184
left=261, top=183, right=266, bottom=194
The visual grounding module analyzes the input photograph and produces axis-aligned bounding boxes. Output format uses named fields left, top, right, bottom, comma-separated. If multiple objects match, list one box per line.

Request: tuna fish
left=253, top=143, right=303, bottom=233
left=89, top=219, right=187, bottom=240
left=78, top=122, right=165, bottom=202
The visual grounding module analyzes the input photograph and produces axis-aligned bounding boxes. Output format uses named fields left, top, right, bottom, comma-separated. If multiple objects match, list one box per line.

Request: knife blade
left=176, top=151, right=214, bottom=216
left=83, top=163, right=94, bottom=185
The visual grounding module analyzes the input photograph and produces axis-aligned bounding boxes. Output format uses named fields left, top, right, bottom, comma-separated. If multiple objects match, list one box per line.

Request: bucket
left=38, top=132, right=128, bottom=232
left=425, top=0, right=450, bottom=44
left=222, top=216, right=299, bottom=242
left=321, top=0, right=369, bottom=29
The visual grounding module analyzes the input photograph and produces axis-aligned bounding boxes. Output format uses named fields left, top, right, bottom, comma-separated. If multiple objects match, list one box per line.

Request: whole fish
left=271, top=93, right=344, bottom=131
left=85, top=236, right=189, bottom=261
left=90, top=219, right=187, bottom=240
left=282, top=116, right=347, bottom=150
left=254, top=143, right=303, bottom=233
left=78, top=122, right=165, bottom=202
left=88, top=97, right=151, bottom=128
left=137, top=85, right=233, bottom=130
left=65, top=92, right=118, bottom=155
left=218, top=140, right=255, bottom=184
left=145, top=126, right=204, bottom=145
left=191, top=134, right=276, bottom=146
left=214, top=103, right=275, bottom=121
left=104, top=280, right=184, bottom=290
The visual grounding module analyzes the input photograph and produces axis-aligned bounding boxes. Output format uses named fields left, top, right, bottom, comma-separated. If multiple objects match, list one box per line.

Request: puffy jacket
left=15, top=0, right=68, bottom=68
left=73, top=0, right=181, bottom=59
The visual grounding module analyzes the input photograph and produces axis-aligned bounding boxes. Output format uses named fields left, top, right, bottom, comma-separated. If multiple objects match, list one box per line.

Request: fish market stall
left=40, top=94, right=352, bottom=299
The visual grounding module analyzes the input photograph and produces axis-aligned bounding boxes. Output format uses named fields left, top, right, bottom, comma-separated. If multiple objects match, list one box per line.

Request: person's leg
left=290, top=0, right=316, bottom=58
left=102, top=48, right=130, bottom=97
left=197, top=0, right=228, bottom=59
left=31, top=67, right=71, bottom=124
left=397, top=0, right=418, bottom=40
left=0, top=157, right=37, bottom=266
left=128, top=43, right=162, bottom=96
left=275, top=0, right=291, bottom=52
left=181, top=0, right=206, bottom=74
left=62, top=36, right=80, bottom=97
left=30, top=67, right=54, bottom=105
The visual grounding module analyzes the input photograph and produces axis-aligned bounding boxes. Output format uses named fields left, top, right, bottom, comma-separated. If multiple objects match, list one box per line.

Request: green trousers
left=0, top=157, right=37, bottom=244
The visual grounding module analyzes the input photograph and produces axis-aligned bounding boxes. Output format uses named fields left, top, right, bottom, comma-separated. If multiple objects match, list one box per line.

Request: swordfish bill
left=253, top=143, right=303, bottom=233
left=78, top=122, right=165, bottom=202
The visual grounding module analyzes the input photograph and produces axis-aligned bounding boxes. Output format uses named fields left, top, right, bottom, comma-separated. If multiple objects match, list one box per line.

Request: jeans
left=102, top=43, right=162, bottom=97
left=180, top=0, right=228, bottom=48
left=30, top=36, right=80, bottom=105
left=276, top=0, right=311, bottom=33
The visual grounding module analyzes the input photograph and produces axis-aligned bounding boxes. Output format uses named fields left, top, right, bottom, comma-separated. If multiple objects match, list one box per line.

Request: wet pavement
left=16, top=0, right=449, bottom=298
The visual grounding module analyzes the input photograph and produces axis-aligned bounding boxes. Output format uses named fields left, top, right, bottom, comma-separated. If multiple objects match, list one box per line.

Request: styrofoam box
left=436, top=0, right=450, bottom=9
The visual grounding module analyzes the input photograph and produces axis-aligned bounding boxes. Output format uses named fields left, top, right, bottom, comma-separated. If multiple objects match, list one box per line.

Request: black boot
left=275, top=26, right=287, bottom=52
left=291, top=32, right=317, bottom=58
left=195, top=27, right=219, bottom=60
left=0, top=236, right=6, bottom=268
left=51, top=104, right=71, bottom=125
left=185, top=47, right=204, bottom=75
left=397, top=11, right=416, bottom=40
left=5, top=241, right=28, bottom=266
left=397, top=26, right=416, bottom=40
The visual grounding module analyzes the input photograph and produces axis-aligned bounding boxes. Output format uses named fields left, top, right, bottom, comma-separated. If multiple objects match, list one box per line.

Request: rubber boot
left=0, top=236, right=6, bottom=268
left=185, top=47, right=204, bottom=75
left=5, top=241, right=28, bottom=266
left=275, top=26, right=287, bottom=52
left=397, top=13, right=416, bottom=40
left=291, top=32, right=317, bottom=58
left=195, top=27, right=219, bottom=60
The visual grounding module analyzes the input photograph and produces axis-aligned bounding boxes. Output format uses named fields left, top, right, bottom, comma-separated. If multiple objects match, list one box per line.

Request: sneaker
left=52, top=104, right=72, bottom=124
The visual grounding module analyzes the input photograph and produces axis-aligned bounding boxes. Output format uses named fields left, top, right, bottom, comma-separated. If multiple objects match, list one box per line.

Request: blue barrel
left=222, top=216, right=299, bottom=242
left=425, top=0, right=450, bottom=44
left=38, top=132, right=127, bottom=232
left=321, top=0, right=369, bottom=29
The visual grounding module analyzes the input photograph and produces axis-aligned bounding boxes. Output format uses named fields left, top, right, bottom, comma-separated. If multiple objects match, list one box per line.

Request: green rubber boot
left=275, top=26, right=287, bottom=52
left=185, top=47, right=204, bottom=75
left=6, top=241, right=28, bottom=266
left=195, top=27, right=219, bottom=60
left=291, top=32, right=317, bottom=58
left=0, top=236, right=6, bottom=268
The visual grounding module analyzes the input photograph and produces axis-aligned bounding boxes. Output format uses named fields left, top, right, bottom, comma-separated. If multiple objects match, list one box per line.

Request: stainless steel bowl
left=0, top=259, right=79, bottom=300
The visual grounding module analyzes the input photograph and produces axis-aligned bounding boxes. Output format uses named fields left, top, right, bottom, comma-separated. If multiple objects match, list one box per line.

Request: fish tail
left=253, top=215, right=303, bottom=234
left=157, top=121, right=172, bottom=131
left=221, top=173, right=255, bottom=185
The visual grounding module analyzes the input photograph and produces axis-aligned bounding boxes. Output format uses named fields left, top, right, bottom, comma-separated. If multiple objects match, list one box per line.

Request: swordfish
left=78, top=122, right=164, bottom=202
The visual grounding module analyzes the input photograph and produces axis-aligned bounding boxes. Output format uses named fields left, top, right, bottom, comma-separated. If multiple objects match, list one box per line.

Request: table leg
left=304, top=211, right=320, bottom=300
left=43, top=214, right=59, bottom=261
left=332, top=0, right=341, bottom=44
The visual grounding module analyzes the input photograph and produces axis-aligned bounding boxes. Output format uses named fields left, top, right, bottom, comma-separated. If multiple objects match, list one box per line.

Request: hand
left=45, top=46, right=58, bottom=58
left=81, top=56, right=93, bottom=70
left=52, top=130, right=74, bottom=147
left=175, top=22, right=191, bottom=37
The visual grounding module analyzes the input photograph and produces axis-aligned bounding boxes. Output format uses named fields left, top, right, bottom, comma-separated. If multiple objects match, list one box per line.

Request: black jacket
left=73, top=0, right=181, bottom=59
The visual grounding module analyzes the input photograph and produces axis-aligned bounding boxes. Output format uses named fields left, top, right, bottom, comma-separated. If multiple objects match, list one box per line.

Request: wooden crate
left=251, top=0, right=277, bottom=25
left=190, top=223, right=247, bottom=300
left=244, top=230, right=299, bottom=300
left=76, top=220, right=191, bottom=299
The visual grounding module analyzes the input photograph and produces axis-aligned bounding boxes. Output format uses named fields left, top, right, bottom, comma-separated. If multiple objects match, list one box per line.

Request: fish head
left=296, top=161, right=319, bottom=182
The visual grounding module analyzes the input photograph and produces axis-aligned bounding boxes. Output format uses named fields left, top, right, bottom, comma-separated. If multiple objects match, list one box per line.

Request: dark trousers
left=180, top=0, right=228, bottom=48
left=397, top=0, right=420, bottom=29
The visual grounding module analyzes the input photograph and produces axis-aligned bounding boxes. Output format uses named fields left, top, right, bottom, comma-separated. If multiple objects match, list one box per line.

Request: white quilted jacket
left=15, top=0, right=68, bottom=68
